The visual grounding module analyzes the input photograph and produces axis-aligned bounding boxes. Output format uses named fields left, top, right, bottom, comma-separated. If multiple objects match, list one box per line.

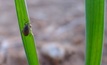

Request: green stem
left=85, top=0, right=105, bottom=65
left=14, top=0, right=39, bottom=65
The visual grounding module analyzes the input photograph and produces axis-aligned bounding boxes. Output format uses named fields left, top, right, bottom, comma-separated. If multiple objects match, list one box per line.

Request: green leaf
left=14, top=0, right=39, bottom=65
left=85, top=0, right=105, bottom=65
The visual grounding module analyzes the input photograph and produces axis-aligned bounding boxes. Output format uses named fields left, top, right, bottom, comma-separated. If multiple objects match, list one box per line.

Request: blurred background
left=0, top=0, right=107, bottom=65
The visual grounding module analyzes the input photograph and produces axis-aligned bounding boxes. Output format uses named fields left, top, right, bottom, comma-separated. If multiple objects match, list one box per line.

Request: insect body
left=23, top=23, right=30, bottom=36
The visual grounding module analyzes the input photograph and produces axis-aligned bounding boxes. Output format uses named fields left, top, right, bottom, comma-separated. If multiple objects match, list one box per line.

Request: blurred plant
left=14, top=0, right=39, bottom=65
left=85, top=0, right=105, bottom=65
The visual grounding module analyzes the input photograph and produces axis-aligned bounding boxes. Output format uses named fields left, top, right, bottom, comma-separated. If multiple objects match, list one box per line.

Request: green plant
left=85, top=0, right=105, bottom=65
left=14, top=0, right=39, bottom=65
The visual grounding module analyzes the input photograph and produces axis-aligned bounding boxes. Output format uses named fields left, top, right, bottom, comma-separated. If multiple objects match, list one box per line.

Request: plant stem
left=14, top=0, right=39, bottom=65
left=85, top=0, right=105, bottom=65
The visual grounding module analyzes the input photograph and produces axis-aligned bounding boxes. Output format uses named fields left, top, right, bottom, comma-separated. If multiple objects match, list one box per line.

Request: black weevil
left=23, top=23, right=30, bottom=36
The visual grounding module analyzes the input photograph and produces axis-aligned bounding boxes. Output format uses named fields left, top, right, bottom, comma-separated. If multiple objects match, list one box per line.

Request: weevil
left=22, top=23, right=31, bottom=36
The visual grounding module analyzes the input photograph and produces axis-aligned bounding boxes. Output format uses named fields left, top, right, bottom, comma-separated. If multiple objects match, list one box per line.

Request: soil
left=0, top=0, right=107, bottom=65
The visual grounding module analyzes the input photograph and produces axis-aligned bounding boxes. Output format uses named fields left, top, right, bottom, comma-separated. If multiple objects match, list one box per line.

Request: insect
left=22, top=23, right=30, bottom=36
